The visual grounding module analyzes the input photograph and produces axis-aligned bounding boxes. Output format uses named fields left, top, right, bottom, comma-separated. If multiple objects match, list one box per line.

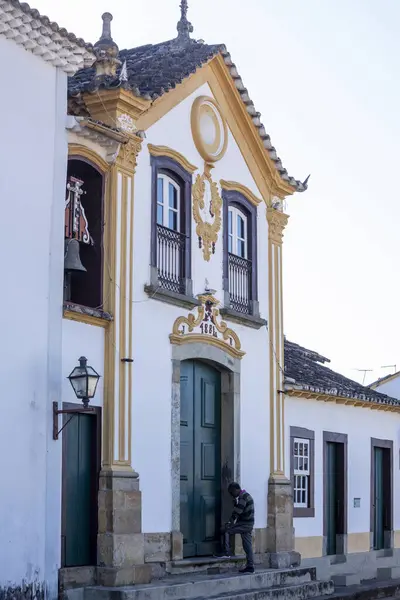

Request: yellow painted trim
left=137, top=63, right=211, bottom=131
left=268, top=240, right=274, bottom=472
left=147, top=143, right=198, bottom=174
left=295, top=536, right=323, bottom=559
left=190, top=96, right=228, bottom=163
left=286, top=389, right=400, bottom=413
left=102, top=164, right=118, bottom=468
left=118, top=174, right=128, bottom=461
left=136, top=55, right=297, bottom=201
left=220, top=180, right=262, bottom=206
left=68, top=143, right=110, bottom=173
left=169, top=333, right=245, bottom=360
left=274, top=244, right=281, bottom=472
left=63, top=310, right=110, bottom=329
left=394, top=530, right=400, bottom=548
left=347, top=533, right=370, bottom=553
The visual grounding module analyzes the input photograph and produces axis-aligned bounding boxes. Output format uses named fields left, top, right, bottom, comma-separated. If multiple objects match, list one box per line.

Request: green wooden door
left=373, top=447, right=384, bottom=550
left=62, top=411, right=97, bottom=567
left=326, top=442, right=337, bottom=555
left=180, top=361, right=221, bottom=558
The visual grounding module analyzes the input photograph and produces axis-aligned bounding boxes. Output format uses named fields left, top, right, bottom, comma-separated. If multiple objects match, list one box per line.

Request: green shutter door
left=373, top=447, right=384, bottom=550
left=180, top=361, right=221, bottom=557
left=62, top=412, right=96, bottom=567
left=326, top=442, right=337, bottom=556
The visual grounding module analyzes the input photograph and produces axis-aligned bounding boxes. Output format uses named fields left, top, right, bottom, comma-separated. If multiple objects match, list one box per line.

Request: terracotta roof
left=0, top=0, right=94, bottom=73
left=284, top=339, right=400, bottom=406
left=68, top=18, right=308, bottom=193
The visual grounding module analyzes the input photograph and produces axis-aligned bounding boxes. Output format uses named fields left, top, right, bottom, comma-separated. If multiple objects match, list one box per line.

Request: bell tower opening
left=64, top=158, right=104, bottom=310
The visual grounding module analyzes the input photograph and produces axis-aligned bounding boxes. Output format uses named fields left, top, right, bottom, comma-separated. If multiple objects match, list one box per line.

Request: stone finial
left=176, top=0, right=194, bottom=42
left=93, top=12, right=121, bottom=77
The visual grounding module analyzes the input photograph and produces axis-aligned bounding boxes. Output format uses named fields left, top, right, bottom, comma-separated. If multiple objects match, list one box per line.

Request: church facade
left=3, top=1, right=400, bottom=598
left=63, top=4, right=307, bottom=587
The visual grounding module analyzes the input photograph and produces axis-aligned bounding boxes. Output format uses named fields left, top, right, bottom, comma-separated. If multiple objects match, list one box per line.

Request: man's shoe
left=239, top=566, right=254, bottom=574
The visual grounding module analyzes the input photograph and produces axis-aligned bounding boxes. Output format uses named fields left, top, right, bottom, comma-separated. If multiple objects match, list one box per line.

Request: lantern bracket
left=53, top=401, right=95, bottom=440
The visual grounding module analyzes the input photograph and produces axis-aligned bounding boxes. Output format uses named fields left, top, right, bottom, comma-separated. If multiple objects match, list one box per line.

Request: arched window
left=156, top=173, right=181, bottom=232
left=228, top=206, right=248, bottom=259
left=150, top=156, right=193, bottom=298
left=64, top=158, right=104, bottom=310
left=223, top=190, right=258, bottom=316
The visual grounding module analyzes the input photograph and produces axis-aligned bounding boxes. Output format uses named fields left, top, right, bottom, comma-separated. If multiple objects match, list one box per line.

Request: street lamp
left=68, top=356, right=101, bottom=408
left=53, top=356, right=101, bottom=440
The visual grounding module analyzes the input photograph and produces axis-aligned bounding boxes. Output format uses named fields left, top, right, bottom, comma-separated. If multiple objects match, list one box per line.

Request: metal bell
left=64, top=238, right=87, bottom=273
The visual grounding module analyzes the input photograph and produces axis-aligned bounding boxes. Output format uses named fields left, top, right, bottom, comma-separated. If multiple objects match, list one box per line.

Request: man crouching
left=218, top=482, right=255, bottom=573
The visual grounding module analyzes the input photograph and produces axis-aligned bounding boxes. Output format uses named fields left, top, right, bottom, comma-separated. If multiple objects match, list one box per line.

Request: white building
left=0, top=2, right=93, bottom=599
left=370, top=370, right=400, bottom=400
left=3, top=1, right=400, bottom=598
left=284, top=340, right=400, bottom=583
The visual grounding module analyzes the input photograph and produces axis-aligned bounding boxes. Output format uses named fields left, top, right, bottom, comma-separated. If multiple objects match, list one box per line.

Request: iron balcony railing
left=228, top=252, right=252, bottom=314
left=157, top=223, right=186, bottom=294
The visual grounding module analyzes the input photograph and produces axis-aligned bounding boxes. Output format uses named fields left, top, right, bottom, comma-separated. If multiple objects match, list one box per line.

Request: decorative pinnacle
left=177, top=0, right=193, bottom=42
left=100, top=12, right=113, bottom=40
left=93, top=11, right=121, bottom=78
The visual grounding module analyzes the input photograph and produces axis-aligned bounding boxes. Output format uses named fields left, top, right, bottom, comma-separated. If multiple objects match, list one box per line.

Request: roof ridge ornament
left=176, top=0, right=194, bottom=43
left=93, top=12, right=121, bottom=77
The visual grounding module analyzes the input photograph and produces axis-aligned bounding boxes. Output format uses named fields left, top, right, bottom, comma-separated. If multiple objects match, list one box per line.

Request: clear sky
left=31, top=0, right=400, bottom=385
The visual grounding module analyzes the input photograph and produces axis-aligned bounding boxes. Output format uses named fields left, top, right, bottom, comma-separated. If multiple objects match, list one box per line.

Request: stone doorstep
left=167, top=556, right=246, bottom=575
left=83, top=579, right=334, bottom=600
left=82, top=567, right=323, bottom=600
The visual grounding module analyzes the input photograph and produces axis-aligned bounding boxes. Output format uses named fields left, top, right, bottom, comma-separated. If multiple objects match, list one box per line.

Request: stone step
left=84, top=567, right=323, bottom=600
left=331, top=574, right=360, bottom=587
left=167, top=556, right=247, bottom=575
left=377, top=566, right=400, bottom=580
left=84, top=579, right=334, bottom=600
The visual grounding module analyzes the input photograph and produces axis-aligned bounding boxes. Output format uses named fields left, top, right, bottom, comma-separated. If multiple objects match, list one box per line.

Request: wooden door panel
left=63, top=412, right=95, bottom=567
left=181, top=361, right=221, bottom=558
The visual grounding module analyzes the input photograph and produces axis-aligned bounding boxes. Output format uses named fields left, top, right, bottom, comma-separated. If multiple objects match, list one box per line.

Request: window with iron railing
left=228, top=206, right=252, bottom=314
left=150, top=156, right=193, bottom=300
left=223, top=191, right=258, bottom=317
left=156, top=174, right=186, bottom=294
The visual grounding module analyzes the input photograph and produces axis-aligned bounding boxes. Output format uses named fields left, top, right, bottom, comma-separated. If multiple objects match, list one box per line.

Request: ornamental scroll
left=192, top=163, right=223, bottom=261
left=169, top=294, right=245, bottom=360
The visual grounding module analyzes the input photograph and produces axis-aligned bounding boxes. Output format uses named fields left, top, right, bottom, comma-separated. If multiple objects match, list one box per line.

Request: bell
left=64, top=238, right=87, bottom=273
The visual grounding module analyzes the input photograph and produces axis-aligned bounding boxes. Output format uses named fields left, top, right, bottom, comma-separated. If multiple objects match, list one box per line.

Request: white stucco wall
left=61, top=320, right=105, bottom=408
left=0, top=35, right=67, bottom=597
left=373, top=375, right=400, bottom=401
left=285, top=396, right=400, bottom=540
left=132, top=83, right=271, bottom=533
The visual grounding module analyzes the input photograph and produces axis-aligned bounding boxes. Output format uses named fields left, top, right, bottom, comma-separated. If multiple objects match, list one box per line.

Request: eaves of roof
left=68, top=37, right=308, bottom=194
left=0, top=0, right=95, bottom=74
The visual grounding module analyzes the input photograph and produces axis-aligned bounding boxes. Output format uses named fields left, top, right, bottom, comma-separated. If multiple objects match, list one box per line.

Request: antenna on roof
left=381, top=364, right=397, bottom=374
left=354, top=368, right=373, bottom=386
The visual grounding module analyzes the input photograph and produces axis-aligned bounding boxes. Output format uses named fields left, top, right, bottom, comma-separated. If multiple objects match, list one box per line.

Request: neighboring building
left=369, top=370, right=400, bottom=400
left=0, top=2, right=94, bottom=599
left=285, top=340, right=400, bottom=581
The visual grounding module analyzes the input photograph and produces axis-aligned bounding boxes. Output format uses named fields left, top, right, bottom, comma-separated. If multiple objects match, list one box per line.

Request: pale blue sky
left=33, top=0, right=400, bottom=385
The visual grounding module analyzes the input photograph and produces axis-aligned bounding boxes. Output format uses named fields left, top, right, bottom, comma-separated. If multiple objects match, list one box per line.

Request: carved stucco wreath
left=191, top=96, right=228, bottom=261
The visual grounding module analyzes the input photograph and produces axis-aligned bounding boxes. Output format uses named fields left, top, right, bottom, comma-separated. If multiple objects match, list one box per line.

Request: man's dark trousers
left=224, top=523, right=254, bottom=568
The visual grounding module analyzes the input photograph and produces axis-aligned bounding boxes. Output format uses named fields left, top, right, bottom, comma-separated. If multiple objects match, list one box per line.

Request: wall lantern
left=53, top=356, right=101, bottom=440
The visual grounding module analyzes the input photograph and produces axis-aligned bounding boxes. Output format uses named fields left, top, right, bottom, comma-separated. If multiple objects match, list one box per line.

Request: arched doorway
left=180, top=360, right=221, bottom=557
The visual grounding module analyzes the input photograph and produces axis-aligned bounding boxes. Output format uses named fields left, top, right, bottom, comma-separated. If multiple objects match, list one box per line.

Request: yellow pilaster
left=102, top=133, right=143, bottom=471
left=266, top=205, right=289, bottom=477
